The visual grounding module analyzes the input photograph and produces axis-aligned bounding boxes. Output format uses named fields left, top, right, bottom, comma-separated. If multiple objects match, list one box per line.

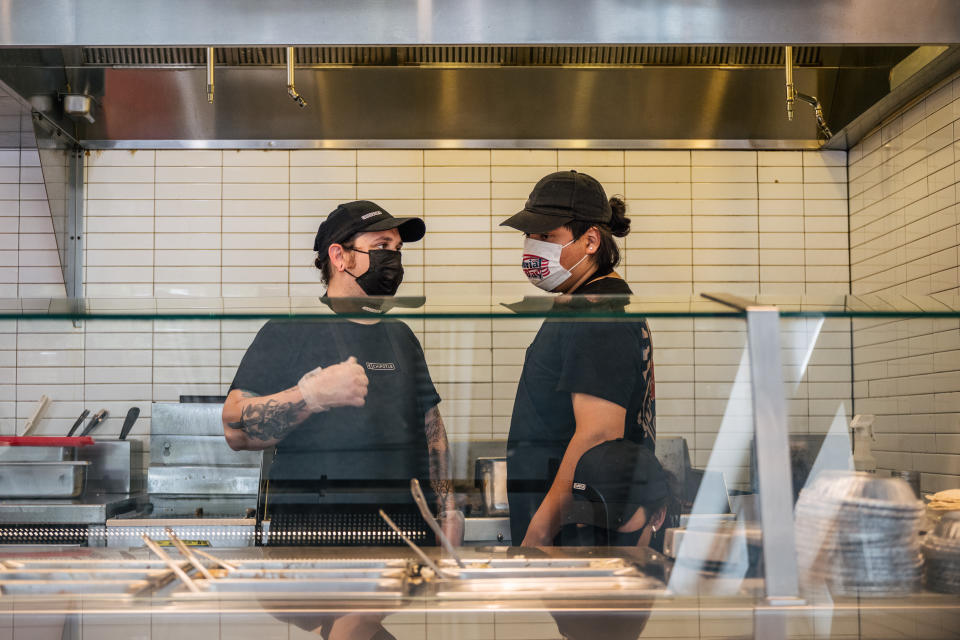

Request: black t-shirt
left=506, top=276, right=656, bottom=542
left=229, top=318, right=440, bottom=503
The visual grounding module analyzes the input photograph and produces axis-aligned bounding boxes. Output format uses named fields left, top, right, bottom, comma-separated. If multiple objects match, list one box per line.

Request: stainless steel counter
left=0, top=493, right=147, bottom=525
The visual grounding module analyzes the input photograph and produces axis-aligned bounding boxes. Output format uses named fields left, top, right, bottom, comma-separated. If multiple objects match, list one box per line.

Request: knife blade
left=80, top=409, right=108, bottom=437
left=66, top=409, right=90, bottom=437
left=118, top=407, right=140, bottom=440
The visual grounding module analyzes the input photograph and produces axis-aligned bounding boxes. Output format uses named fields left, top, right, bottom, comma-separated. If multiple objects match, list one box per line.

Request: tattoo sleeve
left=424, top=405, right=455, bottom=514
left=226, top=388, right=310, bottom=443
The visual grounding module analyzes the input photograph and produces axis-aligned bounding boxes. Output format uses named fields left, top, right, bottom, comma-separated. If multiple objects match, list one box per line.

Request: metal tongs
left=378, top=509, right=452, bottom=580
left=410, top=478, right=466, bottom=568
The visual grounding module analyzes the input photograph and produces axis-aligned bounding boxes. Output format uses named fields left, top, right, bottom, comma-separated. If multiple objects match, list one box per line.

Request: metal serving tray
left=0, top=559, right=182, bottom=570
left=172, top=577, right=406, bottom=599
left=436, top=575, right=666, bottom=598
left=0, top=461, right=89, bottom=498
left=220, top=559, right=408, bottom=570
left=0, top=569, right=172, bottom=581
left=438, top=557, right=637, bottom=580
left=433, top=557, right=667, bottom=599
left=0, top=579, right=153, bottom=596
left=212, top=568, right=406, bottom=580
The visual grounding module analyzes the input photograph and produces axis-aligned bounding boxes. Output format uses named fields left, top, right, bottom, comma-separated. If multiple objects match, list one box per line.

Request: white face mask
left=522, top=236, right=588, bottom=292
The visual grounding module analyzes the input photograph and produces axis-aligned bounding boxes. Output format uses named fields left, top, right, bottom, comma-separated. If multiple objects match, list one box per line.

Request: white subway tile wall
left=2, top=147, right=851, bottom=488
left=71, top=148, right=851, bottom=486
left=849, top=71, right=960, bottom=492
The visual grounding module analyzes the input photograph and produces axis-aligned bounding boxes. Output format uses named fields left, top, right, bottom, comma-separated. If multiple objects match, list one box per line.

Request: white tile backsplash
left=849, top=67, right=960, bottom=489
left=0, top=141, right=856, bottom=478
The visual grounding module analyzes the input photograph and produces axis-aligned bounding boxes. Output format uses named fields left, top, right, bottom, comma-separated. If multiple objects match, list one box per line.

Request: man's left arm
left=521, top=393, right=626, bottom=547
left=425, top=405, right=463, bottom=545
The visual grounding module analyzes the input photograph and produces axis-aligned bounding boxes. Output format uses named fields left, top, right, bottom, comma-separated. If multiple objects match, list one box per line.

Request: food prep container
left=475, top=457, right=508, bottom=516
left=0, top=461, right=90, bottom=498
left=0, top=436, right=95, bottom=463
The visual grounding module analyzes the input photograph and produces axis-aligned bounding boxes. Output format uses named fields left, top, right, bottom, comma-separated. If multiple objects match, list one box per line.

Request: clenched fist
left=297, top=356, right=369, bottom=412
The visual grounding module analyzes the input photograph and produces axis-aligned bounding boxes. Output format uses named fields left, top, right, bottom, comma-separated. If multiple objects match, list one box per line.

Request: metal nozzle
left=785, top=45, right=831, bottom=139
left=795, top=91, right=833, bottom=139
left=785, top=45, right=795, bottom=121
left=206, top=47, right=215, bottom=103
left=286, top=46, right=308, bottom=108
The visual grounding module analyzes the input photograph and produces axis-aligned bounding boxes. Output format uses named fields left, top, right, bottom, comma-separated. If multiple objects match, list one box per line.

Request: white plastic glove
left=297, top=356, right=368, bottom=412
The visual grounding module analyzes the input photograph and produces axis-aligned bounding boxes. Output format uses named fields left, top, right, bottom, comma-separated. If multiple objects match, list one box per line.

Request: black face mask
left=346, top=249, right=404, bottom=296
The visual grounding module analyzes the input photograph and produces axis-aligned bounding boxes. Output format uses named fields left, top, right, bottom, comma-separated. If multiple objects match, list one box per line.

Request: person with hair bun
left=500, top=170, right=656, bottom=547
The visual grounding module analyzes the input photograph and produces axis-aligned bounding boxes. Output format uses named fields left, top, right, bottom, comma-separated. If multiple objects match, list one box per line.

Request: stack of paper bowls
left=795, top=471, right=924, bottom=596
left=922, top=511, right=960, bottom=594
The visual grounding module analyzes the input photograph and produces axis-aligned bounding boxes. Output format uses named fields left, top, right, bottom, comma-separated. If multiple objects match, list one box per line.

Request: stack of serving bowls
left=795, top=471, right=924, bottom=596
left=922, top=511, right=960, bottom=594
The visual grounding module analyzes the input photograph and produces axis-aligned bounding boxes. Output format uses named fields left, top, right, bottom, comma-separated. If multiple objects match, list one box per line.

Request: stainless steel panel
left=826, top=46, right=960, bottom=150
left=463, top=517, right=509, bottom=544
left=104, top=518, right=257, bottom=548
left=148, top=495, right=256, bottom=518
left=0, top=494, right=146, bottom=525
left=150, top=435, right=260, bottom=466
left=147, top=466, right=259, bottom=495
left=151, top=403, right=225, bottom=436
left=0, top=462, right=88, bottom=499
left=78, top=439, right=145, bottom=494
left=2, top=1, right=959, bottom=46
left=74, top=66, right=830, bottom=143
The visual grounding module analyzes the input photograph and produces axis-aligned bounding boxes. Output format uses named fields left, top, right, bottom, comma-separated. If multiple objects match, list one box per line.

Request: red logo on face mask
left=522, top=254, right=550, bottom=279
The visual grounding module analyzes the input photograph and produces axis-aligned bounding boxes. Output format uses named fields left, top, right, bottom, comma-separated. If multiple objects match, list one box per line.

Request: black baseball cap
left=313, top=200, right=425, bottom=255
left=567, top=439, right=670, bottom=530
left=500, top=170, right=612, bottom=234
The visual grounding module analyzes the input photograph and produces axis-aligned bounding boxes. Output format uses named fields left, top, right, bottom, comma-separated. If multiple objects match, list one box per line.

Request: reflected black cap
left=500, top=170, right=611, bottom=234
left=567, top=439, right=669, bottom=530
left=313, top=200, right=425, bottom=256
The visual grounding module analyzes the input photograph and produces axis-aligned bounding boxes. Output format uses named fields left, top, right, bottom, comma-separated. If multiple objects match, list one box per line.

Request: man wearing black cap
left=552, top=439, right=675, bottom=640
left=563, top=439, right=671, bottom=549
left=500, top=171, right=656, bottom=548
left=222, top=201, right=458, bottom=640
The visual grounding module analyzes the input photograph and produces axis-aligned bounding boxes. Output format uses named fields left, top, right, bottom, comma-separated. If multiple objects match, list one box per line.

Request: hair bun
left=608, top=196, right=630, bottom=238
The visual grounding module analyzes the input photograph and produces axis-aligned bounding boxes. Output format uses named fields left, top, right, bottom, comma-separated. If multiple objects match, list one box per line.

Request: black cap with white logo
left=500, top=170, right=612, bottom=234
left=313, top=200, right=426, bottom=256
left=566, top=439, right=670, bottom=530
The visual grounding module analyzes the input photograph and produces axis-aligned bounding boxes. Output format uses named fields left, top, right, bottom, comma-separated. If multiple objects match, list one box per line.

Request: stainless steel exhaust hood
left=0, top=0, right=958, bottom=149
left=0, top=45, right=922, bottom=149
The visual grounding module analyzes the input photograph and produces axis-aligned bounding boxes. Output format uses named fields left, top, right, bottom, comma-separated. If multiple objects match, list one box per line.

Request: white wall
left=0, top=146, right=66, bottom=298
left=849, top=71, right=960, bottom=492
left=2, top=147, right=853, bottom=488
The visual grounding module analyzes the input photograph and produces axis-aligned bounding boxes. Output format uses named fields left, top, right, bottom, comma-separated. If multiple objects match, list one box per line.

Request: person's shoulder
left=385, top=319, right=426, bottom=349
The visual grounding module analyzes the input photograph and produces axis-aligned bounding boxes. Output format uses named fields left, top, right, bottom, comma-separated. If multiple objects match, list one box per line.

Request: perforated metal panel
left=81, top=45, right=823, bottom=67
left=265, top=509, right=433, bottom=547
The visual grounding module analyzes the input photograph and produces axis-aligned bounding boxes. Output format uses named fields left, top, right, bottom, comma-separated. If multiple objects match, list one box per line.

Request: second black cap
left=500, top=170, right=612, bottom=234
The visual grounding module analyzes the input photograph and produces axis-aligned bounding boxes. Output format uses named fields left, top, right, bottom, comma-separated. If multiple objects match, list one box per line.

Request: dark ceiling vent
left=81, top=45, right=823, bottom=67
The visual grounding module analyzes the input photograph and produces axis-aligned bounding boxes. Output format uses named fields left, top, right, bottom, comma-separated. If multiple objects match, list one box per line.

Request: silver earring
left=651, top=525, right=657, bottom=533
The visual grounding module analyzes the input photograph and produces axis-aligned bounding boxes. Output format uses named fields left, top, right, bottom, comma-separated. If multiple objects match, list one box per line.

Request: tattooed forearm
left=227, top=396, right=309, bottom=442
left=425, top=405, right=455, bottom=513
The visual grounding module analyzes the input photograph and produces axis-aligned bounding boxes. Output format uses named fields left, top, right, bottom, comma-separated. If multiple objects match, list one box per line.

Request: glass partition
left=0, top=294, right=957, bottom=639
